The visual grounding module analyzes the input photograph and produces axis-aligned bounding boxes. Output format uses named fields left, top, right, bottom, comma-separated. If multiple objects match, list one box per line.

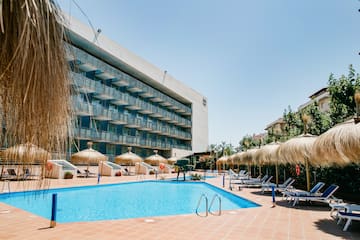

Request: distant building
left=298, top=87, right=330, bottom=112
left=264, top=118, right=286, bottom=136
left=264, top=87, right=330, bottom=137
left=63, top=15, right=208, bottom=159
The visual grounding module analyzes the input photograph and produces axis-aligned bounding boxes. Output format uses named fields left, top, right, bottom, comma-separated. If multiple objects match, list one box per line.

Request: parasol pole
left=275, top=161, right=279, bottom=186
left=305, top=158, right=310, bottom=191
left=259, top=164, right=262, bottom=177
left=302, top=114, right=311, bottom=191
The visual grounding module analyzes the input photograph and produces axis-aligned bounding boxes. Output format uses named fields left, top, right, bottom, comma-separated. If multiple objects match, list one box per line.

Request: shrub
left=190, top=173, right=202, bottom=181
left=64, top=171, right=73, bottom=179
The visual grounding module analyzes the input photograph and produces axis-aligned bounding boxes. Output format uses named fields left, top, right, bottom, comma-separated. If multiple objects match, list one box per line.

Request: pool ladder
left=195, top=193, right=222, bottom=217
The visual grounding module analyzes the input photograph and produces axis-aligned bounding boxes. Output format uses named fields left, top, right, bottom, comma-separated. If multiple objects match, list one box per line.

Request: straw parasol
left=2, top=143, right=51, bottom=164
left=216, top=155, right=229, bottom=171
left=312, top=118, right=360, bottom=166
left=144, top=150, right=167, bottom=166
left=241, top=148, right=258, bottom=176
left=229, top=152, right=240, bottom=169
left=276, top=134, right=317, bottom=191
left=71, top=142, right=108, bottom=165
left=114, top=147, right=143, bottom=166
left=254, top=143, right=280, bottom=180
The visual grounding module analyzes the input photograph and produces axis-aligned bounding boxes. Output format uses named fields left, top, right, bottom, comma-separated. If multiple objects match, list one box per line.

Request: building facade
left=298, top=87, right=330, bottom=113
left=64, top=16, right=208, bottom=160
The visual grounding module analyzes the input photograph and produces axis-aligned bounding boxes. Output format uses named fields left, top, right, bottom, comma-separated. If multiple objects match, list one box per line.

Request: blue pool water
left=0, top=181, right=259, bottom=223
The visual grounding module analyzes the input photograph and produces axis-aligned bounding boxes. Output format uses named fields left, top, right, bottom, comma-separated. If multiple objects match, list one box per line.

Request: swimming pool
left=0, top=181, right=259, bottom=223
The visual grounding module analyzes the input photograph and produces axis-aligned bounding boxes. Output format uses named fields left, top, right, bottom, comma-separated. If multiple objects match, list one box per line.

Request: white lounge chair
left=261, top=177, right=295, bottom=193
left=229, top=169, right=248, bottom=180
left=283, top=182, right=325, bottom=201
left=290, top=184, right=340, bottom=206
left=337, top=204, right=360, bottom=231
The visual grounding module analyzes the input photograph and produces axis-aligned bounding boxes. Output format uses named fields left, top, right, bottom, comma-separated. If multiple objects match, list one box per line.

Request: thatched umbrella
left=114, top=147, right=143, bottom=166
left=216, top=155, right=229, bottom=171
left=276, top=134, right=317, bottom=191
left=0, top=1, right=71, bottom=177
left=229, top=152, right=239, bottom=170
left=144, top=150, right=167, bottom=166
left=71, top=142, right=108, bottom=165
left=312, top=119, right=360, bottom=166
left=254, top=143, right=279, bottom=181
left=241, top=149, right=258, bottom=176
left=2, top=143, right=51, bottom=164
left=1, top=143, right=51, bottom=179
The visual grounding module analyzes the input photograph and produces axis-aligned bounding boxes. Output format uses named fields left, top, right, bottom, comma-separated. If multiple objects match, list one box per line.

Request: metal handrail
left=195, top=193, right=208, bottom=217
left=209, top=194, right=222, bottom=216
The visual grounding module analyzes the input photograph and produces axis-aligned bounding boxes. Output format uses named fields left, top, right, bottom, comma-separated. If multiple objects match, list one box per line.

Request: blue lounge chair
left=290, top=184, right=340, bottom=206
left=283, top=182, right=325, bottom=200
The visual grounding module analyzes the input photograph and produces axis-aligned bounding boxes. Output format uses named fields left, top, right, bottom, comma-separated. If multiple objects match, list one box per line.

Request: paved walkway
left=0, top=174, right=359, bottom=240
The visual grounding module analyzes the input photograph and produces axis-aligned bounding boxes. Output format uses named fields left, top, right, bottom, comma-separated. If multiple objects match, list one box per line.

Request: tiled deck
left=0, top=174, right=359, bottom=240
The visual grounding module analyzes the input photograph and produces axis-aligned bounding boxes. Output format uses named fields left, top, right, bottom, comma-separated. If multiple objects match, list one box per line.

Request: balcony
left=127, top=78, right=144, bottom=93
left=109, top=111, right=127, bottom=125
left=138, top=121, right=153, bottom=131
left=71, top=72, right=96, bottom=93
left=125, top=95, right=141, bottom=111
left=93, top=82, right=114, bottom=100
left=124, top=116, right=142, bottom=128
left=110, top=90, right=129, bottom=106
left=92, top=105, right=112, bottom=121
left=73, top=100, right=93, bottom=116
left=124, top=135, right=140, bottom=146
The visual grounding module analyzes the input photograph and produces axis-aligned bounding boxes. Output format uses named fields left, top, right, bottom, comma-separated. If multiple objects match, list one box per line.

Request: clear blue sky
left=57, top=0, right=360, bottom=147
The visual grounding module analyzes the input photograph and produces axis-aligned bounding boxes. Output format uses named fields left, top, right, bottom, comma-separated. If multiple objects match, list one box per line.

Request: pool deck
left=0, top=173, right=359, bottom=240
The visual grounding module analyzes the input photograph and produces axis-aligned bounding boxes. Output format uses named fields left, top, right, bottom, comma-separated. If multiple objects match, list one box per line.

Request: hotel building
left=64, top=16, right=208, bottom=160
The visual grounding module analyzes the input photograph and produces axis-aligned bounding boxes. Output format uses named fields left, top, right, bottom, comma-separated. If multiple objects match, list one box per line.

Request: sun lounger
left=337, top=204, right=360, bottom=231
left=261, top=177, right=295, bottom=193
left=3, top=168, right=22, bottom=180
left=330, top=203, right=359, bottom=218
left=290, top=184, right=340, bottom=206
left=77, top=169, right=97, bottom=178
left=283, top=182, right=325, bottom=201
left=229, top=169, right=248, bottom=180
left=231, top=175, right=273, bottom=190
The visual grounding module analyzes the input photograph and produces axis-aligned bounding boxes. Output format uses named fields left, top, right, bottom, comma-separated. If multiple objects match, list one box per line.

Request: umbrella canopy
left=1, top=143, right=51, bottom=164
left=276, top=134, right=317, bottom=165
left=312, top=119, right=360, bottom=166
left=276, top=134, right=317, bottom=191
left=254, top=144, right=279, bottom=165
left=216, top=155, right=229, bottom=170
left=144, top=150, right=167, bottom=166
left=254, top=143, right=280, bottom=183
left=241, top=149, right=258, bottom=164
left=114, top=147, right=143, bottom=165
left=71, top=142, right=108, bottom=165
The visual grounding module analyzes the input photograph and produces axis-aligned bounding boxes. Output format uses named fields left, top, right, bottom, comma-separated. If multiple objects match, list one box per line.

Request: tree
left=301, top=102, right=331, bottom=135
left=328, top=65, right=360, bottom=124
left=282, top=106, right=302, bottom=139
